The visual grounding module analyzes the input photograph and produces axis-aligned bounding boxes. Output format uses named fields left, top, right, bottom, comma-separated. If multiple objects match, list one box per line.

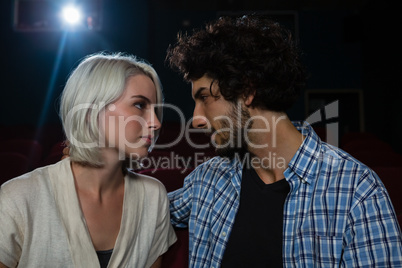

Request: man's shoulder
left=195, top=156, right=239, bottom=172
left=320, top=142, right=371, bottom=172
left=318, top=142, right=384, bottom=194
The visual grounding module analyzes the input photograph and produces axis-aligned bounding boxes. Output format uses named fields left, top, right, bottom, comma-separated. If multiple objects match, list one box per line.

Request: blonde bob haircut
left=60, top=52, right=164, bottom=167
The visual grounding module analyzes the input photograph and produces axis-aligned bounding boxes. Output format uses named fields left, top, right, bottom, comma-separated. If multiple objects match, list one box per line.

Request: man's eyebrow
left=193, top=87, right=207, bottom=100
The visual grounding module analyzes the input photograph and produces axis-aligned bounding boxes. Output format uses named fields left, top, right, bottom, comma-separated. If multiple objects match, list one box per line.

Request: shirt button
left=222, top=232, right=227, bottom=237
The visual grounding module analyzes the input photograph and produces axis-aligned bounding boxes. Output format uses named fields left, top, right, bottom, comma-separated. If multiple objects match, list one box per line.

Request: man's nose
left=192, top=105, right=208, bottom=129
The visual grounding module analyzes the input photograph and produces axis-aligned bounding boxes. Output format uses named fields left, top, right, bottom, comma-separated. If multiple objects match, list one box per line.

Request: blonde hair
left=60, top=52, right=163, bottom=166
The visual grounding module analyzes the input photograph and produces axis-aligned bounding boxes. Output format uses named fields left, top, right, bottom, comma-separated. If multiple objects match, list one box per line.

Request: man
left=166, top=15, right=402, bottom=267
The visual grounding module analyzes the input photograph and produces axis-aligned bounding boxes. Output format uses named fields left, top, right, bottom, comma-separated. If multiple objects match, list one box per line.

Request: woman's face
left=100, top=74, right=161, bottom=160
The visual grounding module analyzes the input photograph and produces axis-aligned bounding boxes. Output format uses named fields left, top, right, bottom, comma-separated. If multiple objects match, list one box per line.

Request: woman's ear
left=62, top=142, right=70, bottom=159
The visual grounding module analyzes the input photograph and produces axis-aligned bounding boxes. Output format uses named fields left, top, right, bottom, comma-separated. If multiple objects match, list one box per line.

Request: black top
left=96, top=248, right=113, bottom=268
left=221, top=163, right=290, bottom=268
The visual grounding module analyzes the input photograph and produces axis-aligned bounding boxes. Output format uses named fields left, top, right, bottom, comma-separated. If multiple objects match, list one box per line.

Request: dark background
left=1, top=0, right=401, bottom=153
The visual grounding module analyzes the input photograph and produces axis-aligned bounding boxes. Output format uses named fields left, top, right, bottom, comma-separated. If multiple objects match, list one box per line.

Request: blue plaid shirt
left=168, top=122, right=402, bottom=267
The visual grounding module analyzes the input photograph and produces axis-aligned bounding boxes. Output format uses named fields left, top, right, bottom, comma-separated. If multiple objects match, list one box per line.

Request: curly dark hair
left=166, top=15, right=307, bottom=112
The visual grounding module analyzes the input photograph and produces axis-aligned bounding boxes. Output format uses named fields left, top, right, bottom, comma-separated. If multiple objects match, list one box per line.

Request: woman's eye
left=134, top=102, right=146, bottom=110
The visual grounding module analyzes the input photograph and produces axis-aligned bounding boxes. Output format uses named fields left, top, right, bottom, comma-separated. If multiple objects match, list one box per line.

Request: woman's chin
left=125, top=148, right=149, bottom=160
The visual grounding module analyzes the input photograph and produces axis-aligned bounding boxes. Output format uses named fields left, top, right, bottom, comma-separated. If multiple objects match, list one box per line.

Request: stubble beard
left=213, top=103, right=252, bottom=159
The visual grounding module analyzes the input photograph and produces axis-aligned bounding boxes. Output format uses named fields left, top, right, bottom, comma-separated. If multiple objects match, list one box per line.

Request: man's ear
left=244, top=91, right=256, bottom=106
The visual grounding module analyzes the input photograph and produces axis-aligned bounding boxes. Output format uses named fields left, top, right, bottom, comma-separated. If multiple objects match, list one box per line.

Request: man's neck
left=246, top=111, right=304, bottom=184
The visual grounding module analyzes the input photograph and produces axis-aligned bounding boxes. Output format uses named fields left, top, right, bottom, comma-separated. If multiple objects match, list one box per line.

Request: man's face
left=191, top=75, right=251, bottom=157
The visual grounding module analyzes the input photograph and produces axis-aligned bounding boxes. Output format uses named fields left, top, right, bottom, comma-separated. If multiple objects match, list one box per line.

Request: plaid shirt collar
left=221, top=121, right=323, bottom=187
left=285, top=121, right=323, bottom=185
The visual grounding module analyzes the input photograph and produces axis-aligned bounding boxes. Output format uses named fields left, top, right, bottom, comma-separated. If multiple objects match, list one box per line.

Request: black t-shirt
left=220, top=164, right=290, bottom=268
left=97, top=249, right=113, bottom=268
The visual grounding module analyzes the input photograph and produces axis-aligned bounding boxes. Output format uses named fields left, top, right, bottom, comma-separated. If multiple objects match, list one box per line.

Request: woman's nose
left=148, top=109, right=161, bottom=130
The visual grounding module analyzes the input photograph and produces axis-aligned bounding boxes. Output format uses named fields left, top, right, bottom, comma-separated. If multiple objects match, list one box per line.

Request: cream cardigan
left=0, top=158, right=176, bottom=267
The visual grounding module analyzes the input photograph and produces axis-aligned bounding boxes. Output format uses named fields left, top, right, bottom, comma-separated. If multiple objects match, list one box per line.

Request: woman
left=0, top=53, right=176, bottom=267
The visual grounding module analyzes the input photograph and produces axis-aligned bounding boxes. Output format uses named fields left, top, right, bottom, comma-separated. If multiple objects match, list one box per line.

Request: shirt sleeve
left=342, top=178, right=402, bottom=267
left=167, top=171, right=194, bottom=228
left=0, top=185, right=24, bottom=268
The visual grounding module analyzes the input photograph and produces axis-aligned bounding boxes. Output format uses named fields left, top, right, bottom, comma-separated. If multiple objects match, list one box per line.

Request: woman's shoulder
left=124, top=171, right=169, bottom=213
left=0, top=160, right=67, bottom=201
left=126, top=171, right=167, bottom=195
left=1, top=167, right=46, bottom=194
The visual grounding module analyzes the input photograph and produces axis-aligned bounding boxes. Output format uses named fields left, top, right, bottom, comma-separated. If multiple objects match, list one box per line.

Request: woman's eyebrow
left=130, top=95, right=151, bottom=103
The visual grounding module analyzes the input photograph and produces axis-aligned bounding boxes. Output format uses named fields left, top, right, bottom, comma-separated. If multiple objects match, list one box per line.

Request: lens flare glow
left=62, top=6, right=81, bottom=25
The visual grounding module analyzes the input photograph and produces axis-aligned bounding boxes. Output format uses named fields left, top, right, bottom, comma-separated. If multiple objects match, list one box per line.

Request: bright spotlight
left=62, top=6, right=81, bottom=25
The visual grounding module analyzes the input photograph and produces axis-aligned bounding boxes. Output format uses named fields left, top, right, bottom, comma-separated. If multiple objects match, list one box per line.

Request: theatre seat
left=351, top=151, right=402, bottom=168
left=0, top=139, right=43, bottom=169
left=342, top=139, right=393, bottom=155
left=340, top=131, right=379, bottom=148
left=373, top=166, right=402, bottom=214
left=0, top=152, right=30, bottom=185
